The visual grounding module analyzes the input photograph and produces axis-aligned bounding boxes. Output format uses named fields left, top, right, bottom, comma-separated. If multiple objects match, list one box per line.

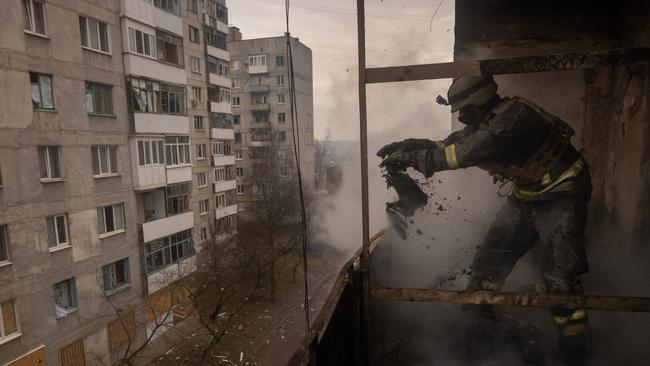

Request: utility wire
left=285, top=0, right=311, bottom=332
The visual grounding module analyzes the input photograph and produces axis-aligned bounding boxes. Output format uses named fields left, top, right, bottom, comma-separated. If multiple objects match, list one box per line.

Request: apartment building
left=0, top=1, right=142, bottom=365
left=227, top=30, right=315, bottom=209
left=0, top=0, right=235, bottom=364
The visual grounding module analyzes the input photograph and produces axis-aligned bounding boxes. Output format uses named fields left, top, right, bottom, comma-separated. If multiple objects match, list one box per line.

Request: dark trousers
left=467, top=187, right=592, bottom=356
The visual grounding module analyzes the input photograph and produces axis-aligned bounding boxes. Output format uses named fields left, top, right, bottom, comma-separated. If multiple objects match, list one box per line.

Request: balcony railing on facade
left=247, top=84, right=270, bottom=93
left=250, top=103, right=270, bottom=112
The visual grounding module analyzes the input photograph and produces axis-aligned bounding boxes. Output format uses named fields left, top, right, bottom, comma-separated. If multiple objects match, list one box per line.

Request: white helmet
left=447, top=76, right=498, bottom=113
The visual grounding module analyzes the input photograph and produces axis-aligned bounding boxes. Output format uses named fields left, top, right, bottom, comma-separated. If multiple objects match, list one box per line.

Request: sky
left=227, top=0, right=456, bottom=142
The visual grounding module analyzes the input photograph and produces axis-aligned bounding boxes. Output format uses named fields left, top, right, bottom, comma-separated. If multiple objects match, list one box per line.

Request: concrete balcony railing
left=212, top=155, right=236, bottom=167
left=213, top=179, right=237, bottom=193
left=250, top=140, right=271, bottom=147
left=121, top=0, right=183, bottom=36
left=210, top=128, right=234, bottom=140
left=141, top=211, right=194, bottom=242
left=247, top=84, right=270, bottom=93
left=146, top=254, right=196, bottom=294
left=216, top=20, right=229, bottom=34
left=248, top=64, right=268, bottom=74
left=210, top=101, right=232, bottom=114
left=166, top=164, right=192, bottom=184
left=133, top=113, right=189, bottom=135
left=250, top=103, right=270, bottom=112
left=215, top=204, right=237, bottom=219
left=207, top=45, right=230, bottom=62
left=209, top=73, right=230, bottom=88
left=123, top=54, right=186, bottom=85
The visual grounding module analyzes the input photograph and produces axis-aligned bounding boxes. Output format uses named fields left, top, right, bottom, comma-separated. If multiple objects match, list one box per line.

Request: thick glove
left=377, top=138, right=441, bottom=158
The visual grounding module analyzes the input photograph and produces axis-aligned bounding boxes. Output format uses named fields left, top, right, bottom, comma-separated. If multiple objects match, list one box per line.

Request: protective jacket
left=418, top=97, right=587, bottom=199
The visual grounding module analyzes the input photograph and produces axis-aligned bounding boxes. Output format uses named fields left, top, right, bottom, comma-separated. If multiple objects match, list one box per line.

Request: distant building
left=227, top=30, right=315, bottom=209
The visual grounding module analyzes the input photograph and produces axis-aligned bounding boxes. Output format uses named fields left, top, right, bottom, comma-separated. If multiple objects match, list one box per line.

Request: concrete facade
left=227, top=32, right=315, bottom=210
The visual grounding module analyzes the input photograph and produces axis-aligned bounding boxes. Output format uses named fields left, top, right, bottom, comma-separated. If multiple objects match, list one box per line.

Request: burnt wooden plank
left=365, top=47, right=650, bottom=84
left=372, top=287, right=650, bottom=312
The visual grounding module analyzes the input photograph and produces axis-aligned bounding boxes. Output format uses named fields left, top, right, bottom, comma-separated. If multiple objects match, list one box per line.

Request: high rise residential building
left=0, top=0, right=234, bottom=364
left=227, top=30, right=315, bottom=208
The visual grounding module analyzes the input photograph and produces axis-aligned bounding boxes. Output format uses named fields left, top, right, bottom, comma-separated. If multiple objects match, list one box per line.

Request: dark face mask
left=458, top=105, right=483, bottom=125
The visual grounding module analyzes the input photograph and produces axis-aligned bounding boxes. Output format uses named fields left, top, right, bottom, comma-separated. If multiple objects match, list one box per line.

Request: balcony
left=133, top=113, right=189, bottom=135
left=130, top=138, right=166, bottom=191
left=210, top=101, right=232, bottom=114
left=166, top=164, right=192, bottom=184
left=247, top=84, right=270, bottom=93
left=142, top=211, right=194, bottom=243
left=147, top=254, right=196, bottom=294
left=249, top=64, right=268, bottom=74
left=209, top=73, right=230, bottom=88
left=250, top=103, right=270, bottom=112
left=211, top=128, right=234, bottom=140
left=215, top=204, right=238, bottom=219
left=212, top=155, right=236, bottom=167
left=207, top=45, right=230, bottom=62
left=121, top=0, right=182, bottom=36
left=213, top=180, right=237, bottom=193
left=216, top=20, right=229, bottom=34
left=123, top=54, right=186, bottom=85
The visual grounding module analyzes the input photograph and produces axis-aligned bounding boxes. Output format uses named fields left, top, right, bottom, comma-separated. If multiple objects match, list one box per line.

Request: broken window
left=106, top=312, right=136, bottom=351
left=102, top=258, right=130, bottom=293
left=0, top=299, right=19, bottom=340
left=53, top=278, right=77, bottom=319
left=85, top=82, right=114, bottom=115
left=30, top=72, right=54, bottom=110
left=79, top=16, right=110, bottom=53
left=166, top=183, right=191, bottom=215
left=91, top=145, right=118, bottom=176
left=129, top=78, right=159, bottom=113
left=137, top=139, right=164, bottom=166
left=97, top=203, right=125, bottom=236
left=156, top=29, right=183, bottom=66
left=38, top=145, right=62, bottom=180
left=144, top=229, right=194, bottom=273
left=0, top=225, right=9, bottom=263
left=46, top=214, right=69, bottom=249
left=165, top=136, right=190, bottom=166
left=128, top=27, right=156, bottom=57
left=22, top=0, right=46, bottom=36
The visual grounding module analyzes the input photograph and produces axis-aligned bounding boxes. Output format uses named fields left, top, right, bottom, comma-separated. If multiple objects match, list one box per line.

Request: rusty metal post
left=356, top=0, right=371, bottom=364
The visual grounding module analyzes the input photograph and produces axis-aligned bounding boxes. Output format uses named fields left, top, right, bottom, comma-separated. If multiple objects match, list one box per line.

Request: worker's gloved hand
left=376, top=138, right=441, bottom=159
left=380, top=150, right=433, bottom=177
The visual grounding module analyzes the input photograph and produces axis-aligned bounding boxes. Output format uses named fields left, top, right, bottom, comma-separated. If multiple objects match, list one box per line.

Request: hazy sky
left=227, top=0, right=456, bottom=141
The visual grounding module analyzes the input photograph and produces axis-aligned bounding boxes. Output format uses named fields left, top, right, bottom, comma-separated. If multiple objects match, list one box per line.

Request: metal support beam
left=372, top=288, right=650, bottom=313
left=365, top=47, right=650, bottom=84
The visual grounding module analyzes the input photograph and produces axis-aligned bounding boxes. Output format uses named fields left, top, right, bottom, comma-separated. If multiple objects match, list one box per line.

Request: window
left=0, top=225, right=9, bottom=264
left=232, top=96, right=240, bottom=106
left=278, top=112, right=286, bottom=123
left=165, top=136, right=190, bottom=165
left=215, top=193, right=226, bottom=208
left=232, top=79, right=241, bottom=89
left=46, top=214, right=69, bottom=249
left=196, top=144, right=206, bottom=160
left=156, top=30, right=184, bottom=66
left=0, top=166, right=3, bottom=188
left=236, top=184, right=244, bottom=195
left=160, top=83, right=186, bottom=115
left=59, top=338, right=85, bottom=366
left=190, top=56, right=200, bottom=73
left=200, top=226, right=208, bottom=241
left=102, top=258, right=130, bottom=293
left=127, top=27, right=156, bottom=58
left=214, top=167, right=225, bottom=182
left=188, top=25, right=199, bottom=44
left=233, top=115, right=240, bottom=125
left=235, top=150, right=243, bottom=160
left=30, top=72, right=54, bottom=110
left=144, top=229, right=194, bottom=273
left=208, top=56, right=229, bottom=76
left=53, top=278, right=77, bottom=318
left=106, top=312, right=136, bottom=351
left=278, top=131, right=287, bottom=142
left=38, top=146, right=62, bottom=180
left=97, top=203, right=125, bottom=236
left=137, top=139, right=164, bottom=166
left=234, top=133, right=241, bottom=144
left=278, top=94, right=285, bottom=104
left=248, top=55, right=267, bottom=67
left=79, top=16, right=110, bottom=53
left=204, top=28, right=227, bottom=50
left=91, top=145, right=118, bottom=176
left=199, top=199, right=209, bottom=214
left=212, top=140, right=224, bottom=156
left=153, top=0, right=180, bottom=16
left=235, top=167, right=243, bottom=177
left=193, top=115, right=204, bottom=130
left=280, top=165, right=289, bottom=177
left=187, top=0, right=198, bottom=12
left=277, top=75, right=285, bottom=85
left=197, top=172, right=207, bottom=187
left=276, top=55, right=284, bottom=66
left=166, top=183, right=191, bottom=215
left=22, top=0, right=46, bottom=36
left=85, top=82, right=114, bottom=115
left=0, top=300, right=20, bottom=340
left=192, top=86, right=201, bottom=101
left=253, top=111, right=269, bottom=123
left=128, top=78, right=158, bottom=113
left=231, top=60, right=240, bottom=71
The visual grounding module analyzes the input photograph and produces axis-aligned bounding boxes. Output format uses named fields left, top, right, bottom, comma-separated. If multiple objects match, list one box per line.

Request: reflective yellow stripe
left=513, top=158, right=584, bottom=199
left=444, top=144, right=459, bottom=169
left=434, top=140, right=445, bottom=149
left=561, top=323, right=589, bottom=336
left=569, top=309, right=587, bottom=321
left=479, top=280, right=501, bottom=291
left=554, top=315, right=570, bottom=325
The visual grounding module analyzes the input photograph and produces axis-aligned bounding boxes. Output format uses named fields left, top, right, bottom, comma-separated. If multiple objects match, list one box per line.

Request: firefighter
left=377, top=75, right=593, bottom=362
